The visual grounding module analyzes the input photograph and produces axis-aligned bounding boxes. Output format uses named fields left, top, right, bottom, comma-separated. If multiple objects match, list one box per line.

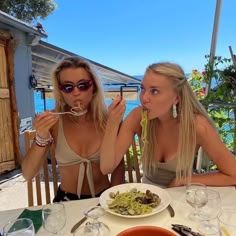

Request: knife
left=167, top=204, right=175, bottom=217
left=70, top=216, right=88, bottom=234
left=70, top=203, right=100, bottom=234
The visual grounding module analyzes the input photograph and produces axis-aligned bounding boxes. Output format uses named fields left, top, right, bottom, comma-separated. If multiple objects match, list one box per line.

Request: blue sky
left=41, top=0, right=236, bottom=76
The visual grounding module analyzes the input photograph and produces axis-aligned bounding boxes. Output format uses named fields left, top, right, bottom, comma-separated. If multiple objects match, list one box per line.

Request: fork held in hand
left=53, top=109, right=87, bottom=117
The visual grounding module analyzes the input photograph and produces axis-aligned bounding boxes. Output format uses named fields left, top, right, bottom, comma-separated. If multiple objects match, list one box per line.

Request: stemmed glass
left=2, top=218, right=35, bottom=236
left=73, top=224, right=99, bottom=236
left=185, top=183, right=206, bottom=221
left=76, top=206, right=110, bottom=236
left=196, top=189, right=221, bottom=235
left=42, top=202, right=66, bottom=235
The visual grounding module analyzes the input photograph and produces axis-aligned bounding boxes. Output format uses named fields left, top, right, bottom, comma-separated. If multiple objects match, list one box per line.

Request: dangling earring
left=172, top=104, right=177, bottom=118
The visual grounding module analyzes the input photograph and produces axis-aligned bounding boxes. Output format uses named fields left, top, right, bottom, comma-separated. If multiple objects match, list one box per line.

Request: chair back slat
left=125, top=135, right=142, bottom=183
left=24, top=130, right=58, bottom=206
left=43, top=160, right=51, bottom=204
left=50, top=144, right=58, bottom=196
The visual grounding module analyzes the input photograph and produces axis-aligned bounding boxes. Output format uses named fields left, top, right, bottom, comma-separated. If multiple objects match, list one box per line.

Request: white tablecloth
left=0, top=186, right=235, bottom=235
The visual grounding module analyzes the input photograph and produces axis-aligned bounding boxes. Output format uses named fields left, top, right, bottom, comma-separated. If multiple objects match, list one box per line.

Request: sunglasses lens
left=77, top=81, right=92, bottom=91
left=61, top=84, right=74, bottom=93
left=59, top=80, right=93, bottom=93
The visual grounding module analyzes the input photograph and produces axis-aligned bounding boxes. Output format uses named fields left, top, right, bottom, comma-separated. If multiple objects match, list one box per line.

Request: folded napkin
left=18, top=209, right=42, bottom=233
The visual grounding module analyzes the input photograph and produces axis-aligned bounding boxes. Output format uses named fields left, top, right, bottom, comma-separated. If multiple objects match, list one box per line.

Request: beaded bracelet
left=34, top=133, right=53, bottom=147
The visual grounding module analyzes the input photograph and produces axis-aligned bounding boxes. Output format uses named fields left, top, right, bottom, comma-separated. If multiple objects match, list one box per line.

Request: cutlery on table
left=167, top=204, right=175, bottom=217
left=171, top=224, right=204, bottom=236
left=70, top=203, right=100, bottom=234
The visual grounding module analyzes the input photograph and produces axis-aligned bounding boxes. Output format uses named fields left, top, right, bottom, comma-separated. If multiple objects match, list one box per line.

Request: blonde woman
left=100, top=62, right=236, bottom=187
left=22, top=57, right=124, bottom=201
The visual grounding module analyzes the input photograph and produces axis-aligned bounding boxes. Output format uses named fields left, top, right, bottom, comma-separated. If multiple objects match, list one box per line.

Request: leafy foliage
left=189, top=55, right=236, bottom=154
left=0, top=0, right=57, bottom=23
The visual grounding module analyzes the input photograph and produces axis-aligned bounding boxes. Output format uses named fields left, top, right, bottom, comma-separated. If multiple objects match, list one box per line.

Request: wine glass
left=197, top=189, right=221, bottom=235
left=42, top=202, right=66, bottom=235
left=218, top=209, right=236, bottom=235
left=81, top=206, right=111, bottom=236
left=73, top=224, right=99, bottom=236
left=2, top=218, right=35, bottom=235
left=185, top=183, right=206, bottom=221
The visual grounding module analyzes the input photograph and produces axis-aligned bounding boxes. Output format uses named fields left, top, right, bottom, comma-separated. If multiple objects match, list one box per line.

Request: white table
left=0, top=186, right=236, bottom=235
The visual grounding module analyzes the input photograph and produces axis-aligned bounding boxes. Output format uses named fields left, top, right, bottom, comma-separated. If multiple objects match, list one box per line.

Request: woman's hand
left=108, top=95, right=126, bottom=125
left=34, top=111, right=59, bottom=138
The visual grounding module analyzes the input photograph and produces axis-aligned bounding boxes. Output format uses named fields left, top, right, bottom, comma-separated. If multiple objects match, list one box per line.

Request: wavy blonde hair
left=52, top=56, right=108, bottom=131
left=141, top=62, right=215, bottom=181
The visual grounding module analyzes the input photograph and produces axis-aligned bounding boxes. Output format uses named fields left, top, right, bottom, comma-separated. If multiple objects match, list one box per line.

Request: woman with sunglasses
left=22, top=57, right=125, bottom=201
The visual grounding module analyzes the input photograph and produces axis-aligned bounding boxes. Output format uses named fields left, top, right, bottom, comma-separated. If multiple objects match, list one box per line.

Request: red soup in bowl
left=117, top=226, right=176, bottom=236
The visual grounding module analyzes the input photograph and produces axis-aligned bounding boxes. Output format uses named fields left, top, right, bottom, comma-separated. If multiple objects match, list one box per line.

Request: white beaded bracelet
left=35, top=133, right=53, bottom=147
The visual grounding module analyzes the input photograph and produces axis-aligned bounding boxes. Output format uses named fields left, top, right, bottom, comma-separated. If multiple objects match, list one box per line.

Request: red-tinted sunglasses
left=59, top=80, right=93, bottom=93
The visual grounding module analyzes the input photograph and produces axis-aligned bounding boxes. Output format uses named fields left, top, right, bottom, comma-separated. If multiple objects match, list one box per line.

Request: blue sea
left=34, top=91, right=140, bottom=117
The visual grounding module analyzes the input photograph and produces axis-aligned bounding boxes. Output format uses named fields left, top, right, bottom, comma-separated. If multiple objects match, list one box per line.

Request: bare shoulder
left=195, top=114, right=214, bottom=134
left=195, top=114, right=218, bottom=146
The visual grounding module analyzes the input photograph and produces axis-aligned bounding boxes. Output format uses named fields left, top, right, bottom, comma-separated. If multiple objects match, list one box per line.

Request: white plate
left=99, top=183, right=171, bottom=218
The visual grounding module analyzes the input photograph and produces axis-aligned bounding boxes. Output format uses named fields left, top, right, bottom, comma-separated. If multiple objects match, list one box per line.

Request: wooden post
left=5, top=38, right=22, bottom=165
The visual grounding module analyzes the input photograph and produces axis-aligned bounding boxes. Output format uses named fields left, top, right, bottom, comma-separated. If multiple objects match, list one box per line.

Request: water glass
left=42, top=202, right=66, bottom=235
left=218, top=209, right=236, bottom=235
left=197, top=189, right=221, bottom=235
left=185, top=182, right=206, bottom=221
left=2, top=218, right=35, bottom=236
left=83, top=206, right=111, bottom=236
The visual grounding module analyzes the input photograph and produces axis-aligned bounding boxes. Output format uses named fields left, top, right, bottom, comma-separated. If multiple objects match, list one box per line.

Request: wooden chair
left=124, top=135, right=142, bottom=183
left=24, top=130, right=59, bottom=206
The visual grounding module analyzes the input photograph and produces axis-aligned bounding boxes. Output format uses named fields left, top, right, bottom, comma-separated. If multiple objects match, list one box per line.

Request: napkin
left=18, top=209, right=42, bottom=233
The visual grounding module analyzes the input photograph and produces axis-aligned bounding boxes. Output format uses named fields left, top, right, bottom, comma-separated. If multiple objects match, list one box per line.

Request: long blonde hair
left=52, top=56, right=108, bottom=131
left=141, top=62, right=215, bottom=181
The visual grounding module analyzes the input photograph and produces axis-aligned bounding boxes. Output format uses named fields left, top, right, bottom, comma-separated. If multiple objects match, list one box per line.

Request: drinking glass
left=42, top=202, right=66, bottom=235
left=80, top=206, right=111, bottom=236
left=2, top=218, right=35, bottom=236
left=73, top=224, right=99, bottom=236
left=185, top=183, right=206, bottom=221
left=218, top=209, right=236, bottom=235
left=197, top=189, right=221, bottom=235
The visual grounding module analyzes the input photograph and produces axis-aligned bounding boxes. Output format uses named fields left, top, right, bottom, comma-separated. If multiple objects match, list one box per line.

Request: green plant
left=189, top=55, right=236, bottom=155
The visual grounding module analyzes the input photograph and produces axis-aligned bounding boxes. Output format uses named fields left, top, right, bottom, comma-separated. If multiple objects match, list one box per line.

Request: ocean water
left=34, top=91, right=140, bottom=117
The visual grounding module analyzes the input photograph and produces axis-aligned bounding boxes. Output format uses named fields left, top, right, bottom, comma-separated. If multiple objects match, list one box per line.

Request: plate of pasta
left=99, top=183, right=171, bottom=218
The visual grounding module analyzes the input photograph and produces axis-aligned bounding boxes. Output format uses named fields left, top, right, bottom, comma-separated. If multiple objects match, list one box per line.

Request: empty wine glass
left=2, top=218, right=35, bottom=236
left=185, top=183, right=206, bottom=221
left=42, top=202, right=66, bottom=235
left=197, top=189, right=221, bottom=235
left=82, top=206, right=111, bottom=236
left=73, top=224, right=99, bottom=236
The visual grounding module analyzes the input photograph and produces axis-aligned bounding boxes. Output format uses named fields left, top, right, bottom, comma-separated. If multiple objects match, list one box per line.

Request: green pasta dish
left=107, top=188, right=161, bottom=216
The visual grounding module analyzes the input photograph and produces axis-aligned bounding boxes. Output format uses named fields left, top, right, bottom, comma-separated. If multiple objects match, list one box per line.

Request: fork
left=53, top=109, right=87, bottom=116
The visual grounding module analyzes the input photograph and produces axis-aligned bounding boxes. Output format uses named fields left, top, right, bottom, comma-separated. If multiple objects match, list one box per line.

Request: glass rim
left=218, top=209, right=236, bottom=227
left=43, top=202, right=65, bottom=212
left=3, top=218, right=34, bottom=233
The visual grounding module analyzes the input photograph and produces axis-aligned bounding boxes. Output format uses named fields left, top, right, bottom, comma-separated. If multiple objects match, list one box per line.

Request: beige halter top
left=55, top=118, right=100, bottom=198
